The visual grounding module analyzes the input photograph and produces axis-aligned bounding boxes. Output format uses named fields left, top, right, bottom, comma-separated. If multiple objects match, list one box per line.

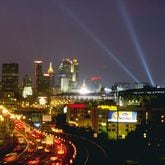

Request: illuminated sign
left=108, top=111, right=137, bottom=123
left=67, top=103, right=86, bottom=109
left=97, top=105, right=117, bottom=111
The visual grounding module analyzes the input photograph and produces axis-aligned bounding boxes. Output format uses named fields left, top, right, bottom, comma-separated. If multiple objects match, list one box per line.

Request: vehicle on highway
left=3, top=152, right=19, bottom=163
left=27, top=157, right=40, bottom=165
left=50, top=156, right=62, bottom=165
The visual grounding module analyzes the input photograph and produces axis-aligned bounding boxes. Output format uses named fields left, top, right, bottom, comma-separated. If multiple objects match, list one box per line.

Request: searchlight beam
left=117, top=0, right=154, bottom=86
left=54, top=0, right=139, bottom=83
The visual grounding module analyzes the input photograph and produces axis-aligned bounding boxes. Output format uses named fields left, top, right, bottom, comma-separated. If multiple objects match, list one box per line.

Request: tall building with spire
left=47, top=62, right=55, bottom=88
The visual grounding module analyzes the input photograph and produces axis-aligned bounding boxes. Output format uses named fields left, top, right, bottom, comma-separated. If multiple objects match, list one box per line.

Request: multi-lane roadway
left=0, top=118, right=77, bottom=165
left=0, top=107, right=109, bottom=165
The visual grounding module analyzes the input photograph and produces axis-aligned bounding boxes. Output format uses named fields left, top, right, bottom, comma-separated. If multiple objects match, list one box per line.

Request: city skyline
left=0, top=0, right=165, bottom=87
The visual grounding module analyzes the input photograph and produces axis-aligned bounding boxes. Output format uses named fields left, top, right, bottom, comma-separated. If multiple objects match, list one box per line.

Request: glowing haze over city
left=0, top=1, right=165, bottom=165
left=0, top=0, right=165, bottom=86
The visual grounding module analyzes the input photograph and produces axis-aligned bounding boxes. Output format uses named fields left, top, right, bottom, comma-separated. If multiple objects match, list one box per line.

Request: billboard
left=108, top=111, right=137, bottom=123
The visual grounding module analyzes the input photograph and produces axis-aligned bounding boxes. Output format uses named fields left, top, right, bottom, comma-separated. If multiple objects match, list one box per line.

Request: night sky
left=0, top=0, right=165, bottom=87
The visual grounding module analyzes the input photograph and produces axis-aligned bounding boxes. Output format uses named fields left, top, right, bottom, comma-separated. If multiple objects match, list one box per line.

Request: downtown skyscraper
left=2, top=63, right=19, bottom=96
left=58, top=58, right=79, bottom=93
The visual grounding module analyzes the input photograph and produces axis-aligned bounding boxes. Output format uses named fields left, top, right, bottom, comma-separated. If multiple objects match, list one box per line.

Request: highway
left=60, top=133, right=108, bottom=165
left=0, top=106, right=109, bottom=164
left=0, top=118, right=77, bottom=165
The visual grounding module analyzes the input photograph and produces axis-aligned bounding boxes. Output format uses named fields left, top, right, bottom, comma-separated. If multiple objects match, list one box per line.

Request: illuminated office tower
left=58, top=58, right=79, bottom=93
left=34, top=60, right=43, bottom=92
left=71, top=59, right=79, bottom=82
left=2, top=63, right=19, bottom=94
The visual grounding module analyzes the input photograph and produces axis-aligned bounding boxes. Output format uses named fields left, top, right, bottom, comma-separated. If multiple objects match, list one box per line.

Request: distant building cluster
left=0, top=59, right=164, bottom=143
left=0, top=58, right=80, bottom=101
left=64, top=86, right=165, bottom=140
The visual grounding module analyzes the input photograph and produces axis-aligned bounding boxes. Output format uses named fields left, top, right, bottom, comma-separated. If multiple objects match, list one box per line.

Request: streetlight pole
left=116, top=91, right=119, bottom=141
left=117, top=107, right=119, bottom=140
